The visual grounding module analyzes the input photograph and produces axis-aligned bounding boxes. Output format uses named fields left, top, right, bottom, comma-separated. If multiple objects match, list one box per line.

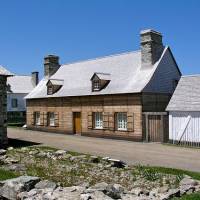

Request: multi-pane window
left=93, top=80, right=100, bottom=91
left=47, top=86, right=53, bottom=95
left=48, top=112, right=55, bottom=126
left=94, top=112, right=103, bottom=129
left=11, top=99, right=18, bottom=108
left=34, top=112, right=40, bottom=126
left=116, top=112, right=127, bottom=131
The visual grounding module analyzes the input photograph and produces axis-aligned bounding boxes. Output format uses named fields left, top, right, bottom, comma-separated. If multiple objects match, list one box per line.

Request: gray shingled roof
left=26, top=47, right=169, bottom=99
left=0, top=65, right=13, bottom=76
left=7, top=75, right=35, bottom=93
left=166, top=75, right=200, bottom=111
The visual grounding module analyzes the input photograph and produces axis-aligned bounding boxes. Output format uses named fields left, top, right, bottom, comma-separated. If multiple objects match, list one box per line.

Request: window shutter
left=103, top=112, right=109, bottom=129
left=55, top=112, right=59, bottom=127
left=31, top=112, right=35, bottom=125
left=127, top=113, right=134, bottom=132
left=108, top=113, right=114, bottom=131
left=88, top=112, right=93, bottom=129
left=114, top=113, right=118, bottom=131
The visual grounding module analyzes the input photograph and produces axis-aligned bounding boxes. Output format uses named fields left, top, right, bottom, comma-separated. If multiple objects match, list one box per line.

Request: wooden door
left=148, top=115, right=162, bottom=142
left=73, top=112, right=81, bottom=134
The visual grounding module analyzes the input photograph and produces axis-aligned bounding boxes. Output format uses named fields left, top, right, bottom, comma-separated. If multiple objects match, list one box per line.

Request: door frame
left=73, top=112, right=82, bottom=134
left=143, top=112, right=168, bottom=142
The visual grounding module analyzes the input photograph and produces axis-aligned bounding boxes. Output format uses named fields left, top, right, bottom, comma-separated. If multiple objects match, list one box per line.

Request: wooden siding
left=143, top=48, right=181, bottom=94
left=26, top=94, right=143, bottom=141
left=142, top=93, right=171, bottom=112
left=169, top=111, right=200, bottom=147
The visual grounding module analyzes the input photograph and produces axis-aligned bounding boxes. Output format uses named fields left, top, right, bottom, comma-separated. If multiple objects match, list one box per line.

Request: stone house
left=7, top=72, right=39, bottom=124
left=0, top=66, right=13, bottom=147
left=25, top=29, right=181, bottom=142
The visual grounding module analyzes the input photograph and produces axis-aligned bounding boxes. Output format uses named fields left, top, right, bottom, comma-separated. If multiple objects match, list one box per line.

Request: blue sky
left=0, top=0, right=200, bottom=77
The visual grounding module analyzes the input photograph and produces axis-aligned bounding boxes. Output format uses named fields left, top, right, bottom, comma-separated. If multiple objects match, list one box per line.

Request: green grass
left=0, top=168, right=19, bottom=181
left=141, top=166, right=200, bottom=181
left=173, top=193, right=200, bottom=200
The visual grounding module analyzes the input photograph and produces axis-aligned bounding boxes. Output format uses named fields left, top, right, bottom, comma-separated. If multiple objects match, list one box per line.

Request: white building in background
left=166, top=75, right=200, bottom=147
left=7, top=72, right=39, bottom=124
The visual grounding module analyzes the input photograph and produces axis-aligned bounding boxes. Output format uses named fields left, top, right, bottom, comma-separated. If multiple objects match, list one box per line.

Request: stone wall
left=26, top=94, right=143, bottom=141
left=0, top=76, right=8, bottom=147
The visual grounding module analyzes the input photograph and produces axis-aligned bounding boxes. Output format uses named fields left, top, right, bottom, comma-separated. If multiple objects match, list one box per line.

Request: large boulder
left=0, top=176, right=40, bottom=200
left=35, top=180, right=57, bottom=190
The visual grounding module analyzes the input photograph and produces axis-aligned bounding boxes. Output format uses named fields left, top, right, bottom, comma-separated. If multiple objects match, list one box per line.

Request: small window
left=11, top=99, right=18, bottom=108
left=93, top=80, right=101, bottom=91
left=34, top=112, right=40, bottom=126
left=116, top=112, right=127, bottom=131
left=47, top=86, right=53, bottom=95
left=48, top=112, right=55, bottom=126
left=94, top=112, right=103, bottom=129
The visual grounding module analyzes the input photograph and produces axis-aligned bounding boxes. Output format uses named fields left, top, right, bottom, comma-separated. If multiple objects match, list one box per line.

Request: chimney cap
left=140, top=29, right=162, bottom=36
left=45, top=54, right=59, bottom=58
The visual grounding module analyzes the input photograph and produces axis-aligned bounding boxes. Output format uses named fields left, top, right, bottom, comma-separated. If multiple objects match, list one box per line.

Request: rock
left=4, top=157, right=19, bottom=164
left=180, top=177, right=198, bottom=187
left=0, top=176, right=40, bottom=200
left=91, top=191, right=113, bottom=200
left=106, top=183, right=124, bottom=199
left=54, top=150, right=67, bottom=156
left=37, top=152, right=47, bottom=158
left=108, top=158, right=126, bottom=168
left=51, top=186, right=84, bottom=200
left=130, top=187, right=143, bottom=196
left=63, top=154, right=72, bottom=159
left=20, top=147, right=28, bottom=152
left=159, top=188, right=180, bottom=200
left=29, top=150, right=38, bottom=155
left=89, top=155, right=100, bottom=163
left=158, top=186, right=169, bottom=193
left=5, top=163, right=26, bottom=172
left=7, top=147, right=14, bottom=151
left=0, top=149, right=6, bottom=155
left=86, top=182, right=108, bottom=193
left=149, top=188, right=159, bottom=197
left=35, top=180, right=57, bottom=190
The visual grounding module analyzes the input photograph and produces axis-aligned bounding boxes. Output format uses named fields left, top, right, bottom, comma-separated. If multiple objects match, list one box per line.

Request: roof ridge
left=182, top=74, right=200, bottom=78
left=10, top=74, right=31, bottom=77
left=62, top=50, right=141, bottom=66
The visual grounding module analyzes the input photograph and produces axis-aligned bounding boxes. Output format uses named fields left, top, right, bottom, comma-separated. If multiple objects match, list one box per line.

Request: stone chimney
left=44, top=55, right=60, bottom=77
left=0, top=75, right=8, bottom=147
left=140, top=29, right=164, bottom=69
left=31, top=71, right=39, bottom=86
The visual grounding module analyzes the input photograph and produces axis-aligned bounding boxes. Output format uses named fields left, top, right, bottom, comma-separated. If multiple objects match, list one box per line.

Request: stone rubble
left=0, top=147, right=199, bottom=199
left=0, top=175, right=198, bottom=200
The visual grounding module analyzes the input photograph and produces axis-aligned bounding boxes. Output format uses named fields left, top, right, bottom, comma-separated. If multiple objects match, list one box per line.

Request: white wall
left=7, top=93, right=27, bottom=112
left=169, top=111, right=200, bottom=143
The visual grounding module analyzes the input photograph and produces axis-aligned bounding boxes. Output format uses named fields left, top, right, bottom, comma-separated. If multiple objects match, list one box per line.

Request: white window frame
left=11, top=98, right=18, bottom=108
left=35, top=112, right=41, bottom=126
left=117, top=112, right=127, bottom=131
left=94, top=112, right=103, bottom=129
left=47, top=86, right=53, bottom=95
left=93, top=80, right=100, bottom=91
left=49, top=112, right=55, bottom=127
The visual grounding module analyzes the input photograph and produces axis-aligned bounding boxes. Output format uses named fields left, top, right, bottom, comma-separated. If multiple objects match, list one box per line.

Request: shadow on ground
left=8, top=138, right=41, bottom=148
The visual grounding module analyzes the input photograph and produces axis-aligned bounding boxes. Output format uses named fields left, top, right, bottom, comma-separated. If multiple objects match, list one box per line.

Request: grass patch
left=0, top=168, right=19, bottom=181
left=140, top=166, right=200, bottom=181
left=173, top=193, right=200, bottom=200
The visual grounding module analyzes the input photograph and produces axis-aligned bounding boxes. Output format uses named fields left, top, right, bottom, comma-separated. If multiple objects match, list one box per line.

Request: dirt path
left=8, top=128, right=200, bottom=172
